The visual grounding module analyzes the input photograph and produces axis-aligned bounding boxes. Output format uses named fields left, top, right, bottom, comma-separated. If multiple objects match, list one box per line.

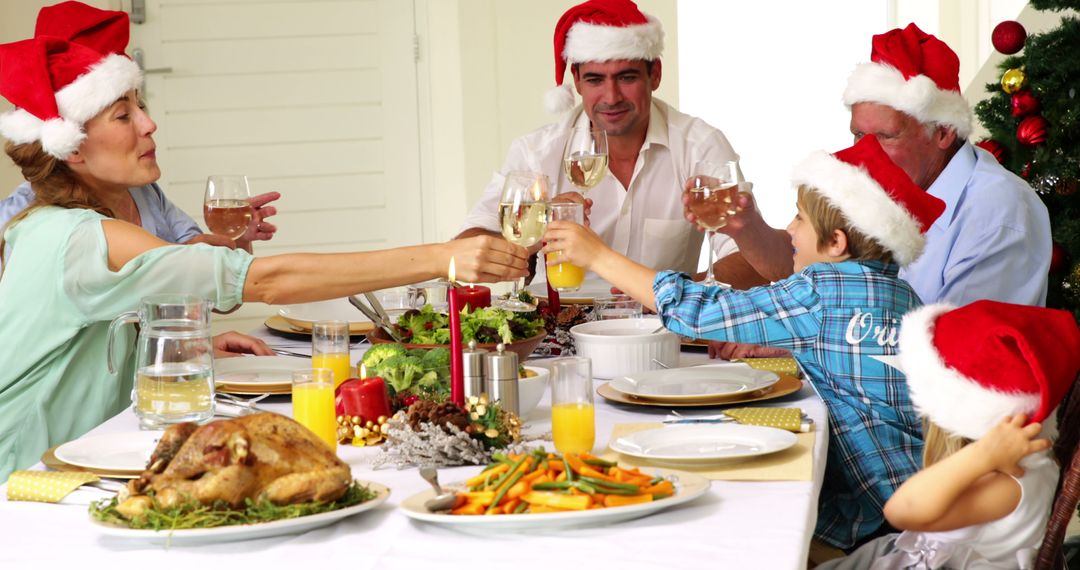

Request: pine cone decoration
left=406, top=400, right=468, bottom=432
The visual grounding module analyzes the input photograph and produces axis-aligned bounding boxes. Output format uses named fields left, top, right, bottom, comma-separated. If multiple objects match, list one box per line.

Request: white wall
left=678, top=1, right=889, bottom=228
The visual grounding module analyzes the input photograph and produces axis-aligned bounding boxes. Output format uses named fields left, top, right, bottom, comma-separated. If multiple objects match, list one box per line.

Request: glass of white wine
left=496, top=171, right=551, bottom=312
left=204, top=175, right=254, bottom=240
left=686, top=160, right=745, bottom=287
left=562, top=127, right=608, bottom=192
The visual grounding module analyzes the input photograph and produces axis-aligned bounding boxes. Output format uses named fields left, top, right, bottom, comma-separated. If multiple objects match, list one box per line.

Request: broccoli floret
left=420, top=347, right=450, bottom=370
left=361, top=343, right=407, bottom=369
left=373, top=354, right=425, bottom=393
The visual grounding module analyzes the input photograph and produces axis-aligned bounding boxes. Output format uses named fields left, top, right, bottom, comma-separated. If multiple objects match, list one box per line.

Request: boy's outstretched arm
left=543, top=221, right=659, bottom=311
left=883, top=414, right=1051, bottom=532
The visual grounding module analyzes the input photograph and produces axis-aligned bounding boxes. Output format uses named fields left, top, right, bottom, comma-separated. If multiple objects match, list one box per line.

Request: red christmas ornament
left=1017, top=115, right=1048, bottom=147
left=1010, top=90, right=1041, bottom=118
left=992, top=20, right=1027, bottom=55
left=1051, top=242, right=1068, bottom=274
left=975, top=139, right=1006, bottom=163
left=1021, top=162, right=1034, bottom=179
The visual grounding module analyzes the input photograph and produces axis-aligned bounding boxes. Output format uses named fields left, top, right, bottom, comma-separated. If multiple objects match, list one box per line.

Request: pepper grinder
left=484, top=343, right=519, bottom=415
left=461, top=340, right=489, bottom=401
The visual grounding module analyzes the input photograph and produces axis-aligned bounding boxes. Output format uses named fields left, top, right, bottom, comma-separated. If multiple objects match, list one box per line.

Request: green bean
left=486, top=467, right=526, bottom=514
left=583, top=457, right=617, bottom=468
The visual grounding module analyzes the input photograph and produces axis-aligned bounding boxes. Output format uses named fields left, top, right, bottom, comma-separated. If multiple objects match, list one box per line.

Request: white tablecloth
left=0, top=333, right=829, bottom=570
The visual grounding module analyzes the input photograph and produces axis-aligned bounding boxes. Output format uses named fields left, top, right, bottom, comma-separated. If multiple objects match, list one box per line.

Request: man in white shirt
left=457, top=0, right=765, bottom=288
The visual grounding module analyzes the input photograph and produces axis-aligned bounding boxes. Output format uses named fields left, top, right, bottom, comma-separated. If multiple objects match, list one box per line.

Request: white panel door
left=129, top=0, right=423, bottom=334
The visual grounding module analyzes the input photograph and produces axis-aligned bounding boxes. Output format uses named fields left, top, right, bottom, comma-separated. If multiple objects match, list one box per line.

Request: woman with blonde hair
left=0, top=2, right=528, bottom=482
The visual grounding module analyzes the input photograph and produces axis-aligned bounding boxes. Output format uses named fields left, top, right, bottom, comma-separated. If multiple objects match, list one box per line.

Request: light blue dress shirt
left=900, top=142, right=1051, bottom=306
left=1, top=182, right=202, bottom=263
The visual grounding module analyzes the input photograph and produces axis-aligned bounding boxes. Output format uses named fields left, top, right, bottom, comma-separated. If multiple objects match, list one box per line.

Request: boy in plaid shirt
left=543, top=134, right=945, bottom=549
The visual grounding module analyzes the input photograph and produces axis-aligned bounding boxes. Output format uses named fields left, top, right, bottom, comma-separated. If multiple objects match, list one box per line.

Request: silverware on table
left=272, top=348, right=311, bottom=358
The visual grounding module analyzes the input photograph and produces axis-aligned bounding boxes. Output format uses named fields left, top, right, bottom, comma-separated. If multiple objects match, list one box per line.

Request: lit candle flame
left=448, top=256, right=456, bottom=284
left=359, top=362, right=366, bottom=378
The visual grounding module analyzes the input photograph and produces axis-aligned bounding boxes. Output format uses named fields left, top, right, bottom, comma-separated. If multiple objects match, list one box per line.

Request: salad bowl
left=366, top=327, right=546, bottom=361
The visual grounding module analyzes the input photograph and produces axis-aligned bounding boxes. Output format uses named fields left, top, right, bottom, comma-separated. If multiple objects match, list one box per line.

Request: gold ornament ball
left=1001, top=68, right=1026, bottom=94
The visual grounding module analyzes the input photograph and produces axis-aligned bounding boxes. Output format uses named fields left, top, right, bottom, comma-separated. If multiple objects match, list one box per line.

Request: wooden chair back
left=1035, top=373, right=1080, bottom=570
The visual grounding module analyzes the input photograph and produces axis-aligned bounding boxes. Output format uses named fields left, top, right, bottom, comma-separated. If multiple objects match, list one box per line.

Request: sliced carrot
left=603, top=494, right=653, bottom=508
left=451, top=502, right=486, bottom=515
left=522, top=491, right=592, bottom=510
left=502, top=498, right=521, bottom=514
left=506, top=479, right=530, bottom=501
left=641, top=481, right=675, bottom=496
left=466, top=463, right=507, bottom=487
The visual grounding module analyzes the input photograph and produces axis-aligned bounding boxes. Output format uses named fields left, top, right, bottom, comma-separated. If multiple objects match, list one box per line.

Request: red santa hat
left=545, top=0, right=664, bottom=114
left=899, top=300, right=1080, bottom=441
left=790, top=134, right=946, bottom=266
left=0, top=2, right=142, bottom=159
left=843, top=23, right=973, bottom=140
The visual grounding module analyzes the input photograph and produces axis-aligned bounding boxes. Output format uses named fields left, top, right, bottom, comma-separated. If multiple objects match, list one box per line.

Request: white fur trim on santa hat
left=843, top=62, right=973, bottom=140
left=40, top=118, right=86, bottom=158
left=564, top=15, right=664, bottom=65
left=55, top=53, right=143, bottom=125
left=0, top=108, right=45, bottom=145
left=791, top=150, right=926, bottom=266
left=545, top=82, right=577, bottom=114
left=898, top=303, right=1042, bottom=441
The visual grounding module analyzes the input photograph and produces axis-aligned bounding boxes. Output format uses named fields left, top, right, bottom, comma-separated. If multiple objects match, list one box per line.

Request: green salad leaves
left=395, top=302, right=544, bottom=345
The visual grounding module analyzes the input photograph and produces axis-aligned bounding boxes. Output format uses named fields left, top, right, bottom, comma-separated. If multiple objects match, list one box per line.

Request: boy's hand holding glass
left=542, top=220, right=609, bottom=274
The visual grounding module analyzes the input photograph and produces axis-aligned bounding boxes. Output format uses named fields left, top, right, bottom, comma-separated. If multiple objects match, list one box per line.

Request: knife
left=348, top=295, right=402, bottom=342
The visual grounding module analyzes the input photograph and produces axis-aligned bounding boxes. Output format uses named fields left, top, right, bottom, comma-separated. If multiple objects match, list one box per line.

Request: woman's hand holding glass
left=445, top=234, right=531, bottom=283
left=495, top=171, right=551, bottom=312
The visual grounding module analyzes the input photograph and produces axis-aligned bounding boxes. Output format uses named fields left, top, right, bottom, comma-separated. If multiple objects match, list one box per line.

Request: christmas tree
left=973, top=0, right=1080, bottom=320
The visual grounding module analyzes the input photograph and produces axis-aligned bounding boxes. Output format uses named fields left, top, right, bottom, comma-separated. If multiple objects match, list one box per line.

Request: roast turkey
left=118, top=413, right=350, bottom=516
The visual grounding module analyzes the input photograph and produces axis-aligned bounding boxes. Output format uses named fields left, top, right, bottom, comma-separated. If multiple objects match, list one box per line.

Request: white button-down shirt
left=460, top=99, right=740, bottom=281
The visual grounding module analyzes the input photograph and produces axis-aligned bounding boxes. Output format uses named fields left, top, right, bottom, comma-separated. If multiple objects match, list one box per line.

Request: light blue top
left=1, top=182, right=202, bottom=262
left=0, top=207, right=252, bottom=483
left=900, top=142, right=1051, bottom=306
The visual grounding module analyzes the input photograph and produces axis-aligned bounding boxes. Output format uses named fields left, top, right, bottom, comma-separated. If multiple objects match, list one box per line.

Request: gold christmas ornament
left=1001, top=68, right=1026, bottom=94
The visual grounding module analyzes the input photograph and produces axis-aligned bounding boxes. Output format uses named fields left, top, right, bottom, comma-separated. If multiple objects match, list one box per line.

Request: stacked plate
left=610, top=424, right=799, bottom=467
left=215, top=355, right=308, bottom=395
left=598, top=362, right=802, bottom=408
left=44, top=431, right=163, bottom=479
left=526, top=278, right=614, bottom=305
left=266, top=298, right=374, bottom=336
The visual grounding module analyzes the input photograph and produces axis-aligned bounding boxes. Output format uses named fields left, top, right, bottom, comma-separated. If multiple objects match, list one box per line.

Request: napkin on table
left=663, top=407, right=812, bottom=432
left=736, top=357, right=801, bottom=377
left=6, top=470, right=101, bottom=503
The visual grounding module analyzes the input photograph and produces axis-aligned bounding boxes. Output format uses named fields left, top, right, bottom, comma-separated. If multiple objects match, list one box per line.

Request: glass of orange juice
left=546, top=202, right=586, bottom=292
left=551, top=356, right=595, bottom=454
left=312, top=320, right=351, bottom=388
left=292, top=368, right=337, bottom=451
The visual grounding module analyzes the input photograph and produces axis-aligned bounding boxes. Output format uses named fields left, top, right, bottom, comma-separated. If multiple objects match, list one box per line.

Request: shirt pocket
left=640, top=218, right=693, bottom=271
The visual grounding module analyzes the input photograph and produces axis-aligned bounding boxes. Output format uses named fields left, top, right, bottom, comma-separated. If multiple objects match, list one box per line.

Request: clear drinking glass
left=496, top=171, right=551, bottom=312
left=311, top=320, right=351, bottom=388
left=546, top=202, right=586, bottom=292
left=107, top=294, right=215, bottom=429
left=563, top=127, right=609, bottom=192
left=292, top=368, right=337, bottom=451
left=686, top=160, right=746, bottom=287
left=592, top=294, right=643, bottom=320
left=550, top=357, right=595, bottom=455
left=204, top=175, right=254, bottom=240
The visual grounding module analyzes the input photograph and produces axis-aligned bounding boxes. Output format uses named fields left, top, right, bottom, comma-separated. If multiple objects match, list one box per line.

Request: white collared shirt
left=460, top=99, right=740, bottom=281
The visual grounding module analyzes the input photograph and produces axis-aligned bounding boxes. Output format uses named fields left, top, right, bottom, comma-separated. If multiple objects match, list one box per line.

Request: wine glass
left=203, top=175, right=253, bottom=240
left=686, top=160, right=745, bottom=287
left=496, top=171, right=551, bottom=312
left=562, top=127, right=609, bottom=192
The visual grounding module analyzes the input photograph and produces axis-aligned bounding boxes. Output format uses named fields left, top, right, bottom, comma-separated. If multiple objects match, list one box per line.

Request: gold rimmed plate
left=597, top=373, right=803, bottom=408
left=265, top=315, right=372, bottom=336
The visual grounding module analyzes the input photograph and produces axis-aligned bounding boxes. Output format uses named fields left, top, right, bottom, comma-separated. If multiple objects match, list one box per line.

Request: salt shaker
left=484, top=343, right=519, bottom=415
left=461, top=340, right=489, bottom=400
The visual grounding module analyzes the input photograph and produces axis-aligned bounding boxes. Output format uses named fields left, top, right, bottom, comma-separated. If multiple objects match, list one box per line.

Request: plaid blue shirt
left=654, top=260, right=923, bottom=549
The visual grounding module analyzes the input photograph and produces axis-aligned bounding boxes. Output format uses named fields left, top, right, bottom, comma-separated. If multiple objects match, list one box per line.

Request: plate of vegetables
left=399, top=449, right=709, bottom=530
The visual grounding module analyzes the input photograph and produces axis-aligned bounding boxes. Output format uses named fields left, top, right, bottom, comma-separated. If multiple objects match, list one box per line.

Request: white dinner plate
left=277, top=297, right=371, bottom=328
left=92, top=482, right=390, bottom=545
left=54, top=431, right=164, bottom=472
left=400, top=468, right=708, bottom=531
left=609, top=363, right=780, bottom=403
left=610, top=424, right=798, bottom=466
left=214, top=355, right=309, bottom=389
left=527, top=278, right=614, bottom=304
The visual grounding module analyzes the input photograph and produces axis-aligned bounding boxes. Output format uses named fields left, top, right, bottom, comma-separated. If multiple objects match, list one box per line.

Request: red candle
left=545, top=272, right=561, bottom=316
left=336, top=377, right=392, bottom=420
left=448, top=283, right=465, bottom=406
left=457, top=285, right=491, bottom=310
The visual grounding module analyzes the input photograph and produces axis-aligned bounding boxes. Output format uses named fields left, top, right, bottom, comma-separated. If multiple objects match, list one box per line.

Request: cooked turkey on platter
left=117, top=413, right=351, bottom=518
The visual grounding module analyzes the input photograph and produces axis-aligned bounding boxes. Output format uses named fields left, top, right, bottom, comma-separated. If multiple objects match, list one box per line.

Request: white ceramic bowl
left=570, top=317, right=679, bottom=380
left=518, top=366, right=550, bottom=417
